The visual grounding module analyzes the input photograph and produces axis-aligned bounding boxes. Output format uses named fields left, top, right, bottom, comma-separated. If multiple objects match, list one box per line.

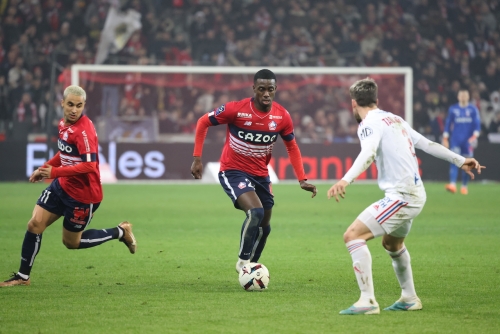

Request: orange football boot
left=445, top=184, right=456, bottom=193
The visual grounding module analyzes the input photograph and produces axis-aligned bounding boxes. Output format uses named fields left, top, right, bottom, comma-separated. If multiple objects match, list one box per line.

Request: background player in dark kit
left=191, top=69, right=317, bottom=272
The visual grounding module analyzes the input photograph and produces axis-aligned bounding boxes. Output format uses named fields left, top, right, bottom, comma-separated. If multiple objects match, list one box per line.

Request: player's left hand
left=299, top=180, right=317, bottom=198
left=460, top=158, right=485, bottom=180
left=327, top=180, right=349, bottom=202
left=468, top=135, right=478, bottom=148
left=38, top=164, right=53, bottom=179
left=468, top=135, right=477, bottom=143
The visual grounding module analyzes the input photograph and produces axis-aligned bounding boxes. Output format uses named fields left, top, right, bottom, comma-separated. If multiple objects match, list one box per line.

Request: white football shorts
left=357, top=196, right=425, bottom=238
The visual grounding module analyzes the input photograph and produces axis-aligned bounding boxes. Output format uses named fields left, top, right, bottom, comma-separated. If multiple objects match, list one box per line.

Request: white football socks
left=346, top=239, right=376, bottom=304
left=386, top=245, right=417, bottom=299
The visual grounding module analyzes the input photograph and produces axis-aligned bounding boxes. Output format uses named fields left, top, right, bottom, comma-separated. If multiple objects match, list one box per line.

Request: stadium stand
left=0, top=0, right=499, bottom=143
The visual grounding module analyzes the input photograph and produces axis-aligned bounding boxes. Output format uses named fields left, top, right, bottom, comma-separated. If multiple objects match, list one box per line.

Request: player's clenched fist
left=191, top=157, right=203, bottom=179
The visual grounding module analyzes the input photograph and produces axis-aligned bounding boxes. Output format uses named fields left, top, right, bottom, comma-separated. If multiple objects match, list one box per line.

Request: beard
left=354, top=111, right=362, bottom=124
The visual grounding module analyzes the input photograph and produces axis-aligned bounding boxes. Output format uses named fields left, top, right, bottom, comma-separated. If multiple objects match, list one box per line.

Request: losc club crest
left=63, top=131, right=69, bottom=140
left=238, top=182, right=247, bottom=189
left=268, top=121, right=277, bottom=130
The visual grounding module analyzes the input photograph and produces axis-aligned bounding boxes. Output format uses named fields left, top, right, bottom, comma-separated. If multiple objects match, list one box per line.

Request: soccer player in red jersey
left=0, top=85, right=137, bottom=287
left=191, top=69, right=317, bottom=273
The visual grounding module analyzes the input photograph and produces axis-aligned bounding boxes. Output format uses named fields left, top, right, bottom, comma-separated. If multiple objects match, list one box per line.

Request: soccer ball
left=238, top=262, right=270, bottom=291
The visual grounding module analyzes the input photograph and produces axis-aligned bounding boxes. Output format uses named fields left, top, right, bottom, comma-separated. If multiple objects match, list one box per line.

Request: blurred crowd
left=1, top=0, right=500, bottom=143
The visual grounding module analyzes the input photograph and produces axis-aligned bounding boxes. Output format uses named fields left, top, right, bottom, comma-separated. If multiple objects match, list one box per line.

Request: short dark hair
left=349, top=78, right=377, bottom=107
left=254, top=69, right=277, bottom=83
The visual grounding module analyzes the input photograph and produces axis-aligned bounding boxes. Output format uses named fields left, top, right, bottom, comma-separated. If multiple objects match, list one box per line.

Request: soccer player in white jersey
left=328, top=78, right=485, bottom=315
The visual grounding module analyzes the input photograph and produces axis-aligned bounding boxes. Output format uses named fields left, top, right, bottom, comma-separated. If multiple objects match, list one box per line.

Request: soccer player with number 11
left=0, top=86, right=137, bottom=287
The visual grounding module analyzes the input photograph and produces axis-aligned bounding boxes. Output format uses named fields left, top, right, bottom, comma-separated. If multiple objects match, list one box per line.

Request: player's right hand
left=327, top=180, right=349, bottom=202
left=29, top=169, right=44, bottom=183
left=191, top=157, right=203, bottom=179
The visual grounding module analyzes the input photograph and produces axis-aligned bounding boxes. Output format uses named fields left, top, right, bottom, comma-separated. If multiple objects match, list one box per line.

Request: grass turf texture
left=0, top=182, right=498, bottom=333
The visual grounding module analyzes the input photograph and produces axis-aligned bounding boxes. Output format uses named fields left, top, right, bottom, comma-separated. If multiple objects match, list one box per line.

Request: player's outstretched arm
left=327, top=179, right=349, bottom=203
left=460, top=158, right=485, bottom=180
left=299, top=180, right=317, bottom=198
left=191, top=157, right=203, bottom=179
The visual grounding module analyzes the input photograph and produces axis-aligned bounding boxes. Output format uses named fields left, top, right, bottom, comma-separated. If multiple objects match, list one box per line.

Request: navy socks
left=238, top=208, right=264, bottom=260
left=78, top=228, right=119, bottom=249
left=250, top=225, right=271, bottom=263
left=19, top=231, right=42, bottom=277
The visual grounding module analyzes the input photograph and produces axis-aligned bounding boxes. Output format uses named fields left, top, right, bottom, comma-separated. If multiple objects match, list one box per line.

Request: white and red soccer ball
left=238, top=262, right=270, bottom=291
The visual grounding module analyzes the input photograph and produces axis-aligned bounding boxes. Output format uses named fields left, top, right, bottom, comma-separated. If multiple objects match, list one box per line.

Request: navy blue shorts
left=218, top=170, right=274, bottom=210
left=36, top=179, right=101, bottom=233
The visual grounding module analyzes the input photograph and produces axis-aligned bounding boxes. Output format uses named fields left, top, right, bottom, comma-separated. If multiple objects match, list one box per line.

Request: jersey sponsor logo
left=58, top=139, right=74, bottom=153
left=269, top=115, right=282, bottom=119
left=237, top=112, right=252, bottom=118
left=454, top=117, right=472, bottom=123
left=237, top=130, right=277, bottom=143
left=244, top=121, right=252, bottom=126
left=268, top=121, right=277, bottom=130
left=238, top=182, right=246, bottom=189
left=359, top=127, right=373, bottom=140
left=215, top=104, right=225, bottom=116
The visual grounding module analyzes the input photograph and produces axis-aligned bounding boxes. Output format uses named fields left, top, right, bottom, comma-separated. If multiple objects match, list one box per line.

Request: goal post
left=71, top=65, right=413, bottom=133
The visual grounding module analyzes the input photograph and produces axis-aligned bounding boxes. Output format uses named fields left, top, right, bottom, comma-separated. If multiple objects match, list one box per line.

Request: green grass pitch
left=0, top=182, right=498, bottom=333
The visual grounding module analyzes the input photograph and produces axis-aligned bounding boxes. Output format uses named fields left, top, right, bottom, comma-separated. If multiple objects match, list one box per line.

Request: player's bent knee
left=343, top=230, right=355, bottom=243
left=248, top=208, right=265, bottom=221
left=343, top=223, right=361, bottom=243
left=27, top=217, right=45, bottom=233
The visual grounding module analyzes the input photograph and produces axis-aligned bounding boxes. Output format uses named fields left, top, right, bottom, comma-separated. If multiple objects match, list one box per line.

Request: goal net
left=70, top=65, right=412, bottom=143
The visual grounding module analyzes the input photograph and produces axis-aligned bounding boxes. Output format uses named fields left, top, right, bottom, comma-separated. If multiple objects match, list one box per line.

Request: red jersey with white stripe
left=208, top=97, right=295, bottom=177
left=57, top=115, right=103, bottom=203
